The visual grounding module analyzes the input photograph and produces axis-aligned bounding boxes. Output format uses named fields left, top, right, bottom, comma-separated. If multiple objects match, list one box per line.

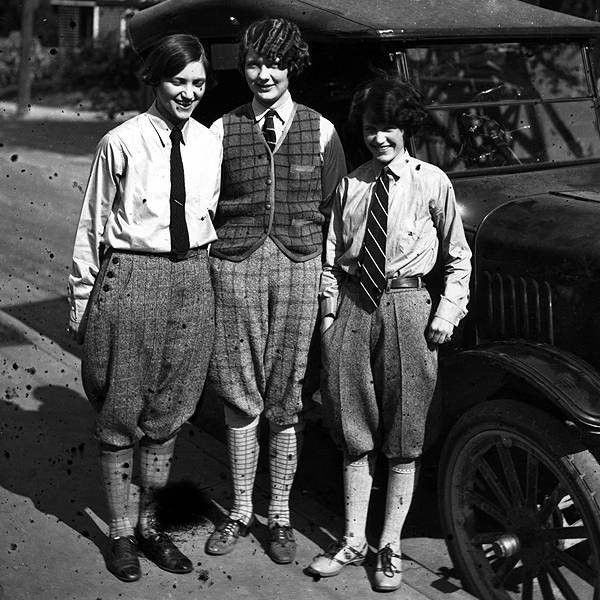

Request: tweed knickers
left=321, top=280, right=439, bottom=459
left=82, top=248, right=215, bottom=446
left=207, top=237, right=321, bottom=426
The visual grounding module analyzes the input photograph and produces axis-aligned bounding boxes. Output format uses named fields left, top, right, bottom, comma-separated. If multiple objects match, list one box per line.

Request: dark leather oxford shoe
left=106, top=536, right=141, bottom=582
left=268, top=524, right=297, bottom=564
left=136, top=530, right=193, bottom=574
left=205, top=514, right=255, bottom=556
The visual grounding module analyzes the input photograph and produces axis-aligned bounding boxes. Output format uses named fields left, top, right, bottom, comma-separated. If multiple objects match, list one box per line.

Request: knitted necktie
left=358, top=167, right=390, bottom=312
left=262, top=109, right=278, bottom=152
left=169, top=126, right=189, bottom=255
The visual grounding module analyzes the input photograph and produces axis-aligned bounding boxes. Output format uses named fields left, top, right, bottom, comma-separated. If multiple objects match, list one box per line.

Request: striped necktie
left=262, top=109, right=278, bottom=152
left=169, top=126, right=190, bottom=255
left=358, top=166, right=390, bottom=312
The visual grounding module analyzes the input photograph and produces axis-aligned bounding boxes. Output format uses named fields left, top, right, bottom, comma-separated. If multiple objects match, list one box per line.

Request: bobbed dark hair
left=238, top=17, right=310, bottom=77
left=141, top=34, right=209, bottom=87
left=349, top=77, right=428, bottom=137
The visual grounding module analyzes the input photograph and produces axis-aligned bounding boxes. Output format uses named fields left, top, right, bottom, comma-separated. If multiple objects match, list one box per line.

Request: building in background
left=49, top=0, right=157, bottom=52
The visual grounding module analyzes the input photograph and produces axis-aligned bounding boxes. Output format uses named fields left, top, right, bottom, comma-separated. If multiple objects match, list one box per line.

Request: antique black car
left=129, top=1, right=600, bottom=598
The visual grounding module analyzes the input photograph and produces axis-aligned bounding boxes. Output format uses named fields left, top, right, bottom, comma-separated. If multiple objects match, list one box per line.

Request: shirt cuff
left=434, top=296, right=466, bottom=327
left=320, top=296, right=338, bottom=318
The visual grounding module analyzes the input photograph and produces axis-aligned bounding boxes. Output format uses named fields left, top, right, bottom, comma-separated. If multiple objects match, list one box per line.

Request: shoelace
left=113, top=536, right=138, bottom=558
left=272, top=526, right=294, bottom=545
left=378, top=544, right=400, bottom=577
left=325, top=538, right=362, bottom=559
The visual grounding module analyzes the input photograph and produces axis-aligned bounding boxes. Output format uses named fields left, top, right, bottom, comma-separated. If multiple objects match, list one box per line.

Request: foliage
left=0, top=30, right=55, bottom=88
left=56, top=37, right=143, bottom=113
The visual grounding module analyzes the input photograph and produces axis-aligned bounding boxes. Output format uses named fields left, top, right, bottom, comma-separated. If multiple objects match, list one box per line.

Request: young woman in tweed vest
left=308, top=78, right=472, bottom=591
left=67, top=34, right=221, bottom=582
left=205, top=17, right=346, bottom=565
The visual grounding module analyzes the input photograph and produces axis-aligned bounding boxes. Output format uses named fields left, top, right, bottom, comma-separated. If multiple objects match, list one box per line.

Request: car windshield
left=403, top=41, right=600, bottom=173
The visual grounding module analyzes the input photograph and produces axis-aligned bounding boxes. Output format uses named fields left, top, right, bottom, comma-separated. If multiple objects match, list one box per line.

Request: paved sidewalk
left=0, top=306, right=474, bottom=600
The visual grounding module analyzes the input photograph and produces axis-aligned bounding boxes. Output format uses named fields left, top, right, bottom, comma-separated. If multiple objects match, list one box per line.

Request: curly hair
left=238, top=17, right=310, bottom=77
left=349, top=77, right=428, bottom=137
left=141, top=34, right=209, bottom=87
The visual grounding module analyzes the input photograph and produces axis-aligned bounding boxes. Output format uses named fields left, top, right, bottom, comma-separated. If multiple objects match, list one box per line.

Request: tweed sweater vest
left=211, top=103, right=324, bottom=262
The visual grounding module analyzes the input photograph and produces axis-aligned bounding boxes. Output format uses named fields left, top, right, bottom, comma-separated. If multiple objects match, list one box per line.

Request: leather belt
left=386, top=275, right=424, bottom=290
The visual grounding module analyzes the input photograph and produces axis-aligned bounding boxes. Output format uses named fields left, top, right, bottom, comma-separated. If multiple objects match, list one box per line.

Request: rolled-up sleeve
left=68, top=135, right=122, bottom=327
left=430, top=177, right=472, bottom=326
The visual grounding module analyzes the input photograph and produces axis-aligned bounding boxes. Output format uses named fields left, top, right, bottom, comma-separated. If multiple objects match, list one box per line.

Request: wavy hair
left=349, top=77, right=428, bottom=136
left=238, top=17, right=310, bottom=77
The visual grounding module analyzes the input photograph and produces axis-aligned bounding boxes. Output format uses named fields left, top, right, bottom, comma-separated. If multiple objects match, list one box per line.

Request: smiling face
left=244, top=49, right=290, bottom=107
left=362, top=109, right=405, bottom=165
left=155, top=59, right=206, bottom=125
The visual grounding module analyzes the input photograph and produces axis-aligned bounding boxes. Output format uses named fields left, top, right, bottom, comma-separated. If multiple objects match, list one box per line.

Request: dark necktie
left=169, top=126, right=189, bottom=255
left=358, top=167, right=390, bottom=312
left=262, top=109, right=278, bottom=152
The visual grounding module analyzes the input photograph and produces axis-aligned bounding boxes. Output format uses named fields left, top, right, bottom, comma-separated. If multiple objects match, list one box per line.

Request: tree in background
left=17, top=0, right=40, bottom=118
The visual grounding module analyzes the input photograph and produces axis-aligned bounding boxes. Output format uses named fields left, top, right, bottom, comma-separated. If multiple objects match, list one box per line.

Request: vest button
left=102, top=284, right=110, bottom=292
left=266, top=203, right=271, bottom=210
left=266, top=178, right=272, bottom=185
left=111, top=256, right=120, bottom=264
left=106, top=271, right=115, bottom=278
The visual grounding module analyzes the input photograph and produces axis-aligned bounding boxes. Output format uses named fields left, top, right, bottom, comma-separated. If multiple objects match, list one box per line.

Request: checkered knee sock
left=227, top=423, right=259, bottom=525
left=268, top=426, right=301, bottom=527
left=379, top=459, right=419, bottom=553
left=138, top=436, right=176, bottom=536
left=343, top=452, right=376, bottom=548
left=100, top=445, right=134, bottom=539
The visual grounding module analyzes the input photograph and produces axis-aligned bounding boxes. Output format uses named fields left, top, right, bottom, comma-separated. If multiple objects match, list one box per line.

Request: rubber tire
left=439, top=399, right=600, bottom=600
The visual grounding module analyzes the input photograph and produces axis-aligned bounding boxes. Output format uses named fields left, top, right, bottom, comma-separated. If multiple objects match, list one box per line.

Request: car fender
left=445, top=339, right=600, bottom=432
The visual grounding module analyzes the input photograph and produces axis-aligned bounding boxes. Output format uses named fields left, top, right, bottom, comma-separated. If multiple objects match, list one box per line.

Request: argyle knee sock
left=268, top=426, right=301, bottom=528
left=227, top=422, right=259, bottom=525
left=138, top=436, right=176, bottom=537
left=378, top=459, right=419, bottom=553
left=100, top=445, right=134, bottom=539
left=343, top=452, right=376, bottom=548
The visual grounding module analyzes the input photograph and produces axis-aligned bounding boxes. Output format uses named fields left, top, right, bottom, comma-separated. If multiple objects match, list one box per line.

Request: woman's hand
left=426, top=316, right=454, bottom=345
left=67, top=321, right=85, bottom=345
left=321, top=315, right=335, bottom=335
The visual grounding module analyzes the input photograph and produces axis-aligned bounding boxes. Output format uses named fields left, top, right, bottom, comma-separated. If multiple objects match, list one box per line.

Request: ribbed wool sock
left=378, top=459, right=419, bottom=553
left=343, top=452, right=376, bottom=548
left=268, top=426, right=301, bottom=527
left=137, top=436, right=176, bottom=537
left=100, top=445, right=134, bottom=539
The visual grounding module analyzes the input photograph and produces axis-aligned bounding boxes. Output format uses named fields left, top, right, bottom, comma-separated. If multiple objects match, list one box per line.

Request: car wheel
left=439, top=399, right=600, bottom=599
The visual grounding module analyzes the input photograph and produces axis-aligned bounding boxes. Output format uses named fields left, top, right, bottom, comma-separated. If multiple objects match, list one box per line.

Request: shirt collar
left=381, top=148, right=412, bottom=180
left=252, top=91, right=293, bottom=124
left=147, top=101, right=191, bottom=146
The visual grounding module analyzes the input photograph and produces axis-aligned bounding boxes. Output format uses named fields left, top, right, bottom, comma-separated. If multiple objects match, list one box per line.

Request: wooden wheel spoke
left=546, top=562, right=581, bottom=600
left=496, top=442, right=525, bottom=506
left=522, top=571, right=534, bottom=600
left=550, top=547, right=595, bottom=584
left=537, top=568, right=556, bottom=600
left=466, top=490, right=511, bottom=527
left=540, top=526, right=587, bottom=541
left=476, top=456, right=514, bottom=513
left=471, top=531, right=506, bottom=545
left=525, top=452, right=539, bottom=508
left=538, top=484, right=566, bottom=523
left=493, top=555, right=520, bottom=586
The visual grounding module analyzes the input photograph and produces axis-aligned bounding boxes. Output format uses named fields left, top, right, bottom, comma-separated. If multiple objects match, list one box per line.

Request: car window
left=403, top=42, right=600, bottom=172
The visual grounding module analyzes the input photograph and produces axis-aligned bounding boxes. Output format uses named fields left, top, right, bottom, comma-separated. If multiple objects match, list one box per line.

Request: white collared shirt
left=68, top=102, right=222, bottom=325
left=320, top=150, right=472, bottom=325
